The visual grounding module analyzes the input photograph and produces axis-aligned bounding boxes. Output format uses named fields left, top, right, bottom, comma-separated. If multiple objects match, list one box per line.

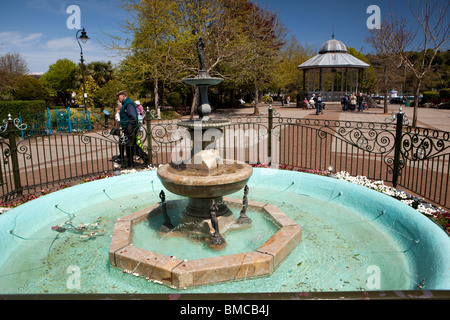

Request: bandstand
left=298, top=36, right=370, bottom=101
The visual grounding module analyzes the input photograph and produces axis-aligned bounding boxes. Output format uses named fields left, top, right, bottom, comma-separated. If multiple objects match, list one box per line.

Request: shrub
left=422, top=91, right=440, bottom=103
left=0, top=100, right=48, bottom=123
left=11, top=75, right=49, bottom=101
left=166, top=92, right=183, bottom=108
left=439, top=88, right=450, bottom=100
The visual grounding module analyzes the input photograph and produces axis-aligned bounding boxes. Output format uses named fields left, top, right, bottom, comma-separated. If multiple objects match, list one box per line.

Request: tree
left=347, top=47, right=377, bottom=96
left=0, top=52, right=30, bottom=100
left=233, top=2, right=285, bottom=115
left=273, top=36, right=315, bottom=99
left=367, top=0, right=449, bottom=126
left=367, top=53, right=404, bottom=113
left=93, top=79, right=127, bottom=111
left=0, top=52, right=29, bottom=76
left=86, top=61, right=117, bottom=87
left=11, top=75, right=49, bottom=101
left=107, top=0, right=285, bottom=117
left=41, top=59, right=78, bottom=106
left=74, top=75, right=99, bottom=109
left=105, top=0, right=180, bottom=114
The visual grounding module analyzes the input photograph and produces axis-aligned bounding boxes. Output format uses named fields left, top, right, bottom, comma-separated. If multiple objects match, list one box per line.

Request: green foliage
left=41, top=59, right=78, bottom=105
left=86, top=61, right=116, bottom=87
left=166, top=92, right=183, bottom=108
left=94, top=79, right=128, bottom=110
left=348, top=47, right=377, bottom=94
left=160, top=109, right=181, bottom=119
left=439, top=88, right=450, bottom=100
left=273, top=36, right=315, bottom=95
left=74, top=76, right=99, bottom=108
left=11, top=75, right=49, bottom=101
left=423, top=91, right=440, bottom=102
left=0, top=100, right=48, bottom=122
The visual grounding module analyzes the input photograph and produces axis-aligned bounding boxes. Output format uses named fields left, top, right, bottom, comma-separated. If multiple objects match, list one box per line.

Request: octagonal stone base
left=109, top=198, right=302, bottom=289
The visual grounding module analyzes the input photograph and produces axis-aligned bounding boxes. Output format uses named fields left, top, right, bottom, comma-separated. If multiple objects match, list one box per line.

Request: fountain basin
left=182, top=77, right=224, bottom=87
left=157, top=162, right=252, bottom=199
left=177, top=119, right=231, bottom=130
left=0, top=168, right=449, bottom=294
left=109, top=198, right=301, bottom=288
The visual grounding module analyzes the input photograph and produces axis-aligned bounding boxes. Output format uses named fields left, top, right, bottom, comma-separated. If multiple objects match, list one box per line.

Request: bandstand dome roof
left=298, top=36, right=370, bottom=70
left=319, top=38, right=347, bottom=53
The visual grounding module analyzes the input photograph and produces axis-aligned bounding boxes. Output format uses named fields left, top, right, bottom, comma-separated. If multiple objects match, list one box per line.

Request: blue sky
left=1, top=0, right=447, bottom=74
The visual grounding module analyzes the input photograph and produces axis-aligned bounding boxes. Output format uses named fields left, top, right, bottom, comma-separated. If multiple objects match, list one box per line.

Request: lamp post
left=76, top=27, right=89, bottom=112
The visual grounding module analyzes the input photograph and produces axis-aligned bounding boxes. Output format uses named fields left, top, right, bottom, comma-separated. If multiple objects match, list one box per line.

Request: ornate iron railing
left=0, top=108, right=448, bottom=210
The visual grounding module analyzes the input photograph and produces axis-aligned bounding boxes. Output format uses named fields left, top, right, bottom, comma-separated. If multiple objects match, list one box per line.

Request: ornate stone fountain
left=157, top=36, right=253, bottom=245
left=109, top=37, right=302, bottom=288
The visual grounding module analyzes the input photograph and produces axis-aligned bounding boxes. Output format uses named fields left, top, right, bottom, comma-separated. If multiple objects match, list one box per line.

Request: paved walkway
left=225, top=102, right=450, bottom=132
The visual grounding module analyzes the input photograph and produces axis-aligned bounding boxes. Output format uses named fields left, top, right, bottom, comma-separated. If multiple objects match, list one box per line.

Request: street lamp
left=76, top=27, right=89, bottom=112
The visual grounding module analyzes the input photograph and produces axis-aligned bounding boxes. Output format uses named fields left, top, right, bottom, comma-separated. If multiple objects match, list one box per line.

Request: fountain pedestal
left=156, top=37, right=253, bottom=246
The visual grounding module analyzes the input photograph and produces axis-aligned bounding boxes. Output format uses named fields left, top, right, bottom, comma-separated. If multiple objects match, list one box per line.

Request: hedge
left=439, top=88, right=450, bottom=100
left=0, top=100, right=48, bottom=123
left=422, top=91, right=440, bottom=102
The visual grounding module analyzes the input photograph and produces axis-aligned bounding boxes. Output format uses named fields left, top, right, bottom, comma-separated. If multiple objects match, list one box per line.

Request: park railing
left=0, top=107, right=448, bottom=210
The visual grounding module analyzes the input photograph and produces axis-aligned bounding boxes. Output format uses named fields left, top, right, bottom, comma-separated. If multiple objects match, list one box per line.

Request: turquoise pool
left=0, top=168, right=448, bottom=294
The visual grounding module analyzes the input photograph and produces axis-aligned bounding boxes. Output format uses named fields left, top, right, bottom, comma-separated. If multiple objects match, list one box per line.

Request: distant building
left=28, top=72, right=44, bottom=79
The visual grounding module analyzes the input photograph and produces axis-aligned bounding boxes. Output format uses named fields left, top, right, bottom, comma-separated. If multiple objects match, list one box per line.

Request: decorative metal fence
left=55, top=107, right=92, bottom=133
left=0, top=108, right=448, bottom=210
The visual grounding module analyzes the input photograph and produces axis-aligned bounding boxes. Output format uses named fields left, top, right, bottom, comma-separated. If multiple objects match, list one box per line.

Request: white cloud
left=0, top=31, right=43, bottom=48
left=0, top=32, right=120, bottom=73
left=46, top=37, right=77, bottom=50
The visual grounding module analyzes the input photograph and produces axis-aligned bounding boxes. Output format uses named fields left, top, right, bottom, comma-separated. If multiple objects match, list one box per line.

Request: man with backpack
left=116, top=90, right=149, bottom=168
left=342, top=94, right=349, bottom=111
left=314, top=93, right=324, bottom=115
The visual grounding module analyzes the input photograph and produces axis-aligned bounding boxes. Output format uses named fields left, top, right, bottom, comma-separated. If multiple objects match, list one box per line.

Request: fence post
left=6, top=115, right=22, bottom=197
left=68, top=107, right=72, bottom=133
left=47, top=108, right=52, bottom=135
left=145, top=107, right=153, bottom=165
left=392, top=111, right=404, bottom=188
left=19, top=114, right=24, bottom=140
left=268, top=104, right=273, bottom=166
left=87, top=109, right=91, bottom=131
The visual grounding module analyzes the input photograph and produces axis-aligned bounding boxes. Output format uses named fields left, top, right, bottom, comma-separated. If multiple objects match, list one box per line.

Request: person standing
left=116, top=90, right=139, bottom=168
left=350, top=93, right=357, bottom=111
left=309, top=94, right=315, bottom=111
left=112, top=101, right=125, bottom=164
left=135, top=100, right=144, bottom=127
left=357, top=93, right=364, bottom=112
left=303, top=97, right=309, bottom=109
left=342, top=94, right=349, bottom=111
left=314, top=93, right=323, bottom=115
